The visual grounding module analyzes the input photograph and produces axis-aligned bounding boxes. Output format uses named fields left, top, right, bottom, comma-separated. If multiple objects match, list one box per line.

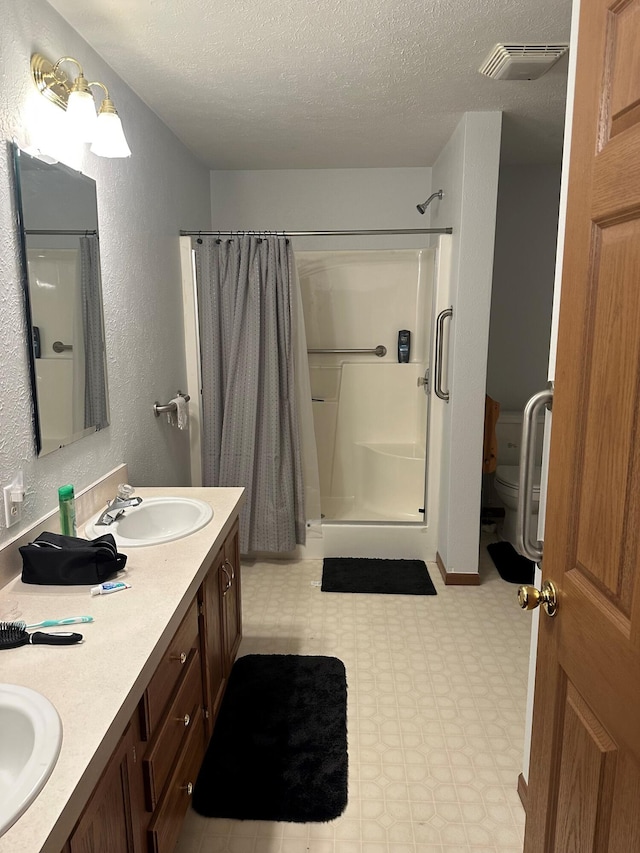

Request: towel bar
left=153, top=392, right=190, bottom=417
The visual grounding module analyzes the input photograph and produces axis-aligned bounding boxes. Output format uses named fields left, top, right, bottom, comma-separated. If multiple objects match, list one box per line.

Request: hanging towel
left=173, top=396, right=189, bottom=430
left=483, top=395, right=500, bottom=473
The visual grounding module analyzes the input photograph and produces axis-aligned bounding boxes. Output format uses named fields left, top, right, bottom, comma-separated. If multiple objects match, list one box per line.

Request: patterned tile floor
left=176, top=538, right=530, bottom=853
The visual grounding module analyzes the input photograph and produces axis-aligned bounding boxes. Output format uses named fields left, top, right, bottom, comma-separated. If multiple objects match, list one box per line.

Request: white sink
left=85, top=496, right=213, bottom=547
left=0, top=684, right=62, bottom=837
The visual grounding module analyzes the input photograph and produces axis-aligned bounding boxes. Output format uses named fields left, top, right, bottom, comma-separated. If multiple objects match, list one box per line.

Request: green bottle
left=58, top=484, right=77, bottom=537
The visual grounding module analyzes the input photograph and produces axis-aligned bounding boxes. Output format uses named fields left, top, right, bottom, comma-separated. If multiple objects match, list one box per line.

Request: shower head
left=417, top=189, right=444, bottom=214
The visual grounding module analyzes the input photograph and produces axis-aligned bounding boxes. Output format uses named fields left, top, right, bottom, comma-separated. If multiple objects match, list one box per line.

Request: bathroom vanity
left=0, top=483, right=244, bottom=853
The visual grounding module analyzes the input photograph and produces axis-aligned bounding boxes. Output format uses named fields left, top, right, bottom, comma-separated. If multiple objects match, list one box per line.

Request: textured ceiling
left=46, top=0, right=572, bottom=169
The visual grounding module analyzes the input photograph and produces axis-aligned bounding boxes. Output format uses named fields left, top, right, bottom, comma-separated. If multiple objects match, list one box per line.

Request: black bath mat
left=192, top=654, right=348, bottom=823
left=321, top=557, right=437, bottom=595
left=487, top=541, right=535, bottom=584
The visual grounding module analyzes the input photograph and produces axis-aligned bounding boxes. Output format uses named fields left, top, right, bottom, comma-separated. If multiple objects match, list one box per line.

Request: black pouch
left=19, top=531, right=127, bottom=586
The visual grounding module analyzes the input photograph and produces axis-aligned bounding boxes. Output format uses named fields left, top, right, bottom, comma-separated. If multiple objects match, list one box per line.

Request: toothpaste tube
left=90, top=581, right=132, bottom=596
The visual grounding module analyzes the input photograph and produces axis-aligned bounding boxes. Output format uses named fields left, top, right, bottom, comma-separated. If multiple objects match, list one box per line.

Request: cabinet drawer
left=143, top=647, right=203, bottom=811
left=141, top=600, right=199, bottom=739
left=147, top=708, right=205, bottom=853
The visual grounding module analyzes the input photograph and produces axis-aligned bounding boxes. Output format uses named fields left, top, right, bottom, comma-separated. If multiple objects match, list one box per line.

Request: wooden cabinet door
left=69, top=724, right=139, bottom=853
left=199, top=546, right=225, bottom=739
left=222, top=520, right=242, bottom=675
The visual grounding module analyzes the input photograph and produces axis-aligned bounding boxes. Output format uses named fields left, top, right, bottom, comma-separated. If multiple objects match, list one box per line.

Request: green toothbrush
left=24, top=616, right=94, bottom=629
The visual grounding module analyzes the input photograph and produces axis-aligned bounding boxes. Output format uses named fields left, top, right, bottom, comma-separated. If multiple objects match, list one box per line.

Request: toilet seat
left=495, top=464, right=541, bottom=496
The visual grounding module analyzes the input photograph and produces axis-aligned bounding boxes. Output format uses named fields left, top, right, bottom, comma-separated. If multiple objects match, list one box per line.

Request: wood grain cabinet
left=64, top=520, right=242, bottom=853
left=221, top=520, right=242, bottom=676
left=68, top=723, right=141, bottom=853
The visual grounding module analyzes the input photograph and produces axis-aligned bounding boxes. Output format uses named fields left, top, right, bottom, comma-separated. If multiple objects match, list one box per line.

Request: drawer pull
left=224, top=558, right=235, bottom=581
left=176, top=713, right=191, bottom=727
left=181, top=782, right=194, bottom=796
left=221, top=564, right=232, bottom=595
left=171, top=652, right=188, bottom=665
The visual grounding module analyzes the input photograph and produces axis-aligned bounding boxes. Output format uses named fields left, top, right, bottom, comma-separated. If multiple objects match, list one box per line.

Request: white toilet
left=493, top=411, right=544, bottom=552
left=494, top=464, right=541, bottom=549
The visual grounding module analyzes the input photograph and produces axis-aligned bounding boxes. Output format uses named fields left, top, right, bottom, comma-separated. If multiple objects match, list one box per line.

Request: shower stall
left=180, top=232, right=452, bottom=561
left=297, top=249, right=433, bottom=523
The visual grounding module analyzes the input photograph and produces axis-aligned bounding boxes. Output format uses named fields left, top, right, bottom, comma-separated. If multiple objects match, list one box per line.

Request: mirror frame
left=11, top=142, right=41, bottom=455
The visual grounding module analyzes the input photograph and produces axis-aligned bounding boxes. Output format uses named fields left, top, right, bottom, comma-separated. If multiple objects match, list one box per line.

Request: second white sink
left=0, top=684, right=62, bottom=838
left=85, top=497, right=213, bottom=547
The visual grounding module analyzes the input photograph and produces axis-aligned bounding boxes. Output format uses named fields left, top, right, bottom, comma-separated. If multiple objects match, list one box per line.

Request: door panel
left=575, top=220, right=640, bottom=607
left=554, top=684, right=617, bottom=852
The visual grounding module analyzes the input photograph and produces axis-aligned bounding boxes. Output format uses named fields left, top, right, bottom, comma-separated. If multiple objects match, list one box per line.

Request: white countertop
left=0, top=486, right=244, bottom=853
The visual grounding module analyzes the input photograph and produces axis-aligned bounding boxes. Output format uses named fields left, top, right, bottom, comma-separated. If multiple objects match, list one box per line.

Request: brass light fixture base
left=31, top=54, right=69, bottom=111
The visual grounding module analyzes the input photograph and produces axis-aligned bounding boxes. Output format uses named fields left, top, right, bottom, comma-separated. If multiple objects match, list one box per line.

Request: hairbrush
left=0, top=621, right=83, bottom=649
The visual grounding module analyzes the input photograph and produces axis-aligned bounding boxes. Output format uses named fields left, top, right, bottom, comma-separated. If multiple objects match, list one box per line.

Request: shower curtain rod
left=25, top=229, right=98, bottom=236
left=180, top=227, right=452, bottom=237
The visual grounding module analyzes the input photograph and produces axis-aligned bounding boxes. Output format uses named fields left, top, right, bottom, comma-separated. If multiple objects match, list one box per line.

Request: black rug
left=192, top=654, right=348, bottom=823
left=487, top=541, right=535, bottom=584
left=321, top=557, right=437, bottom=595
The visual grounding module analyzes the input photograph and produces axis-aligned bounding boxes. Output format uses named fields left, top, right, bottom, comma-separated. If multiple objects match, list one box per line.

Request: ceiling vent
left=479, top=43, right=569, bottom=80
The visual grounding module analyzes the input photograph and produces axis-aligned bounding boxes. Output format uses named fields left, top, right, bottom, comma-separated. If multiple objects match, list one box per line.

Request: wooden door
left=524, top=0, right=640, bottom=850
left=69, top=724, right=138, bottom=853
left=222, top=520, right=242, bottom=675
left=199, top=546, right=225, bottom=739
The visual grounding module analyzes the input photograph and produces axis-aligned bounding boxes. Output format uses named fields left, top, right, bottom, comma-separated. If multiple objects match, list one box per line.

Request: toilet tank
left=495, top=411, right=545, bottom=467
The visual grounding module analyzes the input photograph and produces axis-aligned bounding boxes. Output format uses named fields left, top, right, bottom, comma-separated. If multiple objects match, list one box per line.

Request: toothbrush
left=24, top=616, right=94, bottom=629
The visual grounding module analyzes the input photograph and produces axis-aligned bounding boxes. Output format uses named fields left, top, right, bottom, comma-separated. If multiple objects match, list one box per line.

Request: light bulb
left=65, top=89, right=97, bottom=143
left=90, top=111, right=131, bottom=158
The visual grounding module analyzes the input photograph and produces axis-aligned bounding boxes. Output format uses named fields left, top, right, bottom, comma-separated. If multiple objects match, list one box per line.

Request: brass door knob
left=518, top=579, right=558, bottom=617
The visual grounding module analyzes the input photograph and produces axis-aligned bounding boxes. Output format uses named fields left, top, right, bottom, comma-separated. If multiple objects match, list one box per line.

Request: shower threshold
left=320, top=497, right=424, bottom=524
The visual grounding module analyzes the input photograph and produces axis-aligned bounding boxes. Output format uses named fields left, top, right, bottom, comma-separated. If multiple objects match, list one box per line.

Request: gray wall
left=0, top=0, right=211, bottom=547
left=487, top=165, right=561, bottom=412
left=210, top=167, right=433, bottom=250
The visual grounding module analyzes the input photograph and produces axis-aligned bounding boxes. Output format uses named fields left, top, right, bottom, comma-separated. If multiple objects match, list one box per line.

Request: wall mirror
left=11, top=144, right=110, bottom=456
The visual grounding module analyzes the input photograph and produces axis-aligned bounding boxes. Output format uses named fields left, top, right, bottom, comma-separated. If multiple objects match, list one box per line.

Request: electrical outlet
left=3, top=470, right=25, bottom=528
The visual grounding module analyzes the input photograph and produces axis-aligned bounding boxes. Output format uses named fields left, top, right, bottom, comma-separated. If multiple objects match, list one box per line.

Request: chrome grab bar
left=307, top=345, right=387, bottom=357
left=153, top=391, right=191, bottom=417
left=434, top=307, right=453, bottom=401
left=516, top=387, right=553, bottom=562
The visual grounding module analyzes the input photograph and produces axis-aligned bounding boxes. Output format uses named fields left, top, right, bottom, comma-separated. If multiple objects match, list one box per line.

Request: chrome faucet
left=96, top=484, right=143, bottom=526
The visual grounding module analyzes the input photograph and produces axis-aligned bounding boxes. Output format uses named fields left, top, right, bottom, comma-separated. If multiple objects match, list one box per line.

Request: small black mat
left=192, top=654, right=348, bottom=823
left=322, top=557, right=437, bottom=595
left=487, top=541, right=535, bottom=584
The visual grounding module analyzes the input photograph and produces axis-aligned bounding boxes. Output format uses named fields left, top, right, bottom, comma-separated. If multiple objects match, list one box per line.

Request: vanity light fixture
left=31, top=53, right=131, bottom=158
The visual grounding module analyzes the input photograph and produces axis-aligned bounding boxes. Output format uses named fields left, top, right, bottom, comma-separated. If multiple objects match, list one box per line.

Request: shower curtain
left=79, top=235, right=108, bottom=431
left=195, top=235, right=319, bottom=553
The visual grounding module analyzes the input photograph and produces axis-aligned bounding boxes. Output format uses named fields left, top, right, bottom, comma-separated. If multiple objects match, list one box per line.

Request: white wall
left=487, top=165, right=561, bottom=411
left=210, top=167, right=433, bottom=250
left=431, top=112, right=503, bottom=574
left=0, top=0, right=211, bottom=547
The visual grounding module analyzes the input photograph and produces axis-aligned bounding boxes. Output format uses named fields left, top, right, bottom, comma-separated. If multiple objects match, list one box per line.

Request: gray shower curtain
left=80, top=235, right=108, bottom=431
left=195, top=235, right=305, bottom=553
